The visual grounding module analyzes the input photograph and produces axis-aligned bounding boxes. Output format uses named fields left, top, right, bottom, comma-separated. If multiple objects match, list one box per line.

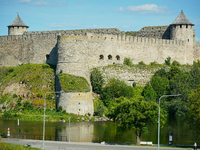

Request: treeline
left=90, top=58, right=200, bottom=134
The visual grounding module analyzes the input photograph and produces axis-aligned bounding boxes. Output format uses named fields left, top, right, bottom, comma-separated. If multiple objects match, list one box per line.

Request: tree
left=90, top=68, right=104, bottom=94
left=187, top=86, right=200, bottom=133
left=141, top=83, right=157, bottom=102
left=100, top=78, right=134, bottom=106
left=109, top=97, right=162, bottom=145
left=150, top=76, right=169, bottom=101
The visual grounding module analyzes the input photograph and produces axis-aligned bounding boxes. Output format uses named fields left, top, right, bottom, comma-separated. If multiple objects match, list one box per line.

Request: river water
left=0, top=117, right=199, bottom=145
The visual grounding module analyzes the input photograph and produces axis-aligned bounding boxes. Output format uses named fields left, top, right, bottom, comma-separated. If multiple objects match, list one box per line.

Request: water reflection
left=0, top=117, right=199, bottom=145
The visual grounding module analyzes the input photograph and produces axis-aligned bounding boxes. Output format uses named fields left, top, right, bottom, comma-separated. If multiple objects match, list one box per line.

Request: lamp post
left=43, top=91, right=61, bottom=150
left=158, top=94, right=181, bottom=150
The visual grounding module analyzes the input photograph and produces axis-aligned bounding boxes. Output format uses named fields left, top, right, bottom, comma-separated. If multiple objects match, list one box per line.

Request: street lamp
left=43, top=91, right=61, bottom=150
left=158, top=94, right=181, bottom=150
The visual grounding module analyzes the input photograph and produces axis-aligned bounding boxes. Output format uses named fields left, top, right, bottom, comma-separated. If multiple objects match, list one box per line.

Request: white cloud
left=31, top=1, right=48, bottom=6
left=45, top=23, right=81, bottom=28
left=17, top=0, right=31, bottom=3
left=116, top=4, right=170, bottom=14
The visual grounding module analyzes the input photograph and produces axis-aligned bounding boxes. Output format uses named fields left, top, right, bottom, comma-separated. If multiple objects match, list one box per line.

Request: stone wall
left=194, top=43, right=200, bottom=62
left=58, top=91, right=94, bottom=116
left=0, top=33, right=58, bottom=66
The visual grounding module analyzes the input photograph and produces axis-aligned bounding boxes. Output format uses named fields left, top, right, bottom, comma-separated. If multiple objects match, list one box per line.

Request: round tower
left=170, top=10, right=194, bottom=44
left=7, top=14, right=29, bottom=35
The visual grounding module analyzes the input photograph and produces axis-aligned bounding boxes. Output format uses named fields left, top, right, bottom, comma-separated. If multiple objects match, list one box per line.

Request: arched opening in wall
left=180, top=25, right=182, bottom=28
left=99, top=55, right=104, bottom=60
left=108, top=55, right=112, bottom=60
left=46, top=54, right=50, bottom=60
left=186, top=25, right=188, bottom=28
left=116, top=55, right=120, bottom=60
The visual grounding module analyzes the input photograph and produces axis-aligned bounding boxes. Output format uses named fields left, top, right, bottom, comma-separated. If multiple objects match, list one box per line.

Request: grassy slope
left=58, top=73, right=90, bottom=92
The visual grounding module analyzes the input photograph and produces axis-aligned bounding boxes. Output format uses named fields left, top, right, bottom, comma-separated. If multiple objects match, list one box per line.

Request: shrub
left=3, top=111, right=12, bottom=118
left=124, top=57, right=132, bottom=67
left=13, top=94, right=18, bottom=98
left=138, top=61, right=146, bottom=65
left=165, top=57, right=171, bottom=66
left=90, top=68, right=104, bottom=94
left=132, top=82, right=136, bottom=87
left=23, top=101, right=33, bottom=110
left=172, top=60, right=180, bottom=66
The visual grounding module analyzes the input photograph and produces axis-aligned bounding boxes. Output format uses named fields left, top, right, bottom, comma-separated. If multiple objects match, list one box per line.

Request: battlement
left=0, top=32, right=58, bottom=43
left=86, top=33, right=185, bottom=46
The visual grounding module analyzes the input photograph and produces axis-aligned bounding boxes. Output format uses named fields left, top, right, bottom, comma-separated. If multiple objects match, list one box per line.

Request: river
left=0, top=117, right=199, bottom=145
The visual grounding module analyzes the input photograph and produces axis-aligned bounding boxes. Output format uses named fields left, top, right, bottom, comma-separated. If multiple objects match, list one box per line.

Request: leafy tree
left=109, top=97, right=163, bottom=145
left=154, top=68, right=168, bottom=79
left=168, top=66, right=180, bottom=79
left=100, top=78, right=134, bottom=106
left=190, top=61, right=200, bottom=89
left=168, top=71, right=191, bottom=115
left=150, top=76, right=169, bottom=101
left=187, top=87, right=200, bottom=133
left=94, top=98, right=105, bottom=117
left=90, top=68, right=104, bottom=94
left=141, top=83, right=157, bottom=102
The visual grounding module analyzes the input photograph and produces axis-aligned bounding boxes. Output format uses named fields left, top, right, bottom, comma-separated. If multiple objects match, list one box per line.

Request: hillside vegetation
left=0, top=63, right=91, bottom=121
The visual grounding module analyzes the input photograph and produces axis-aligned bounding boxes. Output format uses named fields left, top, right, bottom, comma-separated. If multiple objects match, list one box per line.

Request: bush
left=90, top=68, right=104, bottom=94
left=57, top=106, right=62, bottom=112
left=13, top=94, right=17, bottom=98
left=138, top=61, right=146, bottom=65
left=165, top=57, right=171, bottom=66
left=172, top=60, right=180, bottom=66
left=3, top=111, right=12, bottom=118
left=23, top=101, right=33, bottom=110
left=132, top=82, right=136, bottom=87
left=124, top=58, right=132, bottom=67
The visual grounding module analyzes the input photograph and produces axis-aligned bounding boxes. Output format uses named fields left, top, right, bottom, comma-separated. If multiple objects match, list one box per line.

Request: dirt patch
left=3, top=83, right=30, bottom=97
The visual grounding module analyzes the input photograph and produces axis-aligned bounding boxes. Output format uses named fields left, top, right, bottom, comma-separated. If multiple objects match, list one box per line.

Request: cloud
left=31, top=1, right=48, bottom=6
left=17, top=0, right=31, bottom=3
left=116, top=4, right=170, bottom=14
left=45, top=23, right=81, bottom=28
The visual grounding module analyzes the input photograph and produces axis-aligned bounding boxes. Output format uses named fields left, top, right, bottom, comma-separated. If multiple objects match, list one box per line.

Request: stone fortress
left=0, top=11, right=200, bottom=115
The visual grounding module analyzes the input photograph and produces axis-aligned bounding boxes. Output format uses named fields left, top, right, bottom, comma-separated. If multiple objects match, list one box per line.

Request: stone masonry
left=0, top=11, right=200, bottom=115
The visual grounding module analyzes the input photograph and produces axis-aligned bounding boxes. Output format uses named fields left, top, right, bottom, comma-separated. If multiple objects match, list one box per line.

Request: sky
left=0, top=0, right=200, bottom=42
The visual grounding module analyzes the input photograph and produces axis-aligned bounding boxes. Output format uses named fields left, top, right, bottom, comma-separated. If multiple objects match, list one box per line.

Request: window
left=108, top=55, right=112, bottom=60
left=116, top=55, right=120, bottom=60
left=46, top=54, right=50, bottom=59
left=186, top=25, right=188, bottom=28
left=180, top=25, right=182, bottom=28
left=99, top=55, right=104, bottom=60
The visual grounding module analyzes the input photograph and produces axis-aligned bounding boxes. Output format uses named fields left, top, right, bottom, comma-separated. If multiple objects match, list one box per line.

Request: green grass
left=58, top=73, right=90, bottom=92
left=0, top=142, right=39, bottom=150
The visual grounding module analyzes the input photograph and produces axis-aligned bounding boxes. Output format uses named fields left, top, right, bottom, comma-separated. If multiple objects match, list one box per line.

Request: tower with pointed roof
left=7, top=14, right=29, bottom=35
left=170, top=10, right=194, bottom=43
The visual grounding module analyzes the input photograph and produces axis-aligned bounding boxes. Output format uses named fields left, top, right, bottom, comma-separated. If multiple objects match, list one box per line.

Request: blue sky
left=0, top=0, right=200, bottom=42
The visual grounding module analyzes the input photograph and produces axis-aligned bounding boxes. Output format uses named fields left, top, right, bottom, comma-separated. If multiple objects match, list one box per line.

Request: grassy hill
left=0, top=63, right=90, bottom=113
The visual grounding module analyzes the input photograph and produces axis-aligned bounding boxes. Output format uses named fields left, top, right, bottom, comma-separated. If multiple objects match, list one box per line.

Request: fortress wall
left=0, top=33, right=58, bottom=66
left=194, top=43, right=200, bottom=62
left=58, top=91, right=94, bottom=116
left=86, top=33, right=188, bottom=69
left=56, top=35, right=90, bottom=81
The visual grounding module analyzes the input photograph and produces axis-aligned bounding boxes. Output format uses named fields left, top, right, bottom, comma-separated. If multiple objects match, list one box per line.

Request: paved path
left=1, top=138, right=194, bottom=150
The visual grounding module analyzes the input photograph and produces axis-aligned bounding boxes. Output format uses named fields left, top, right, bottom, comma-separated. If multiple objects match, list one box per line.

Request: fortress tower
left=170, top=10, right=195, bottom=63
left=170, top=10, right=194, bottom=43
left=7, top=14, right=29, bottom=35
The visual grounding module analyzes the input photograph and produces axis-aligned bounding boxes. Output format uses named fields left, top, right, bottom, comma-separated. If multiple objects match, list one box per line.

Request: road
left=1, top=138, right=194, bottom=150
